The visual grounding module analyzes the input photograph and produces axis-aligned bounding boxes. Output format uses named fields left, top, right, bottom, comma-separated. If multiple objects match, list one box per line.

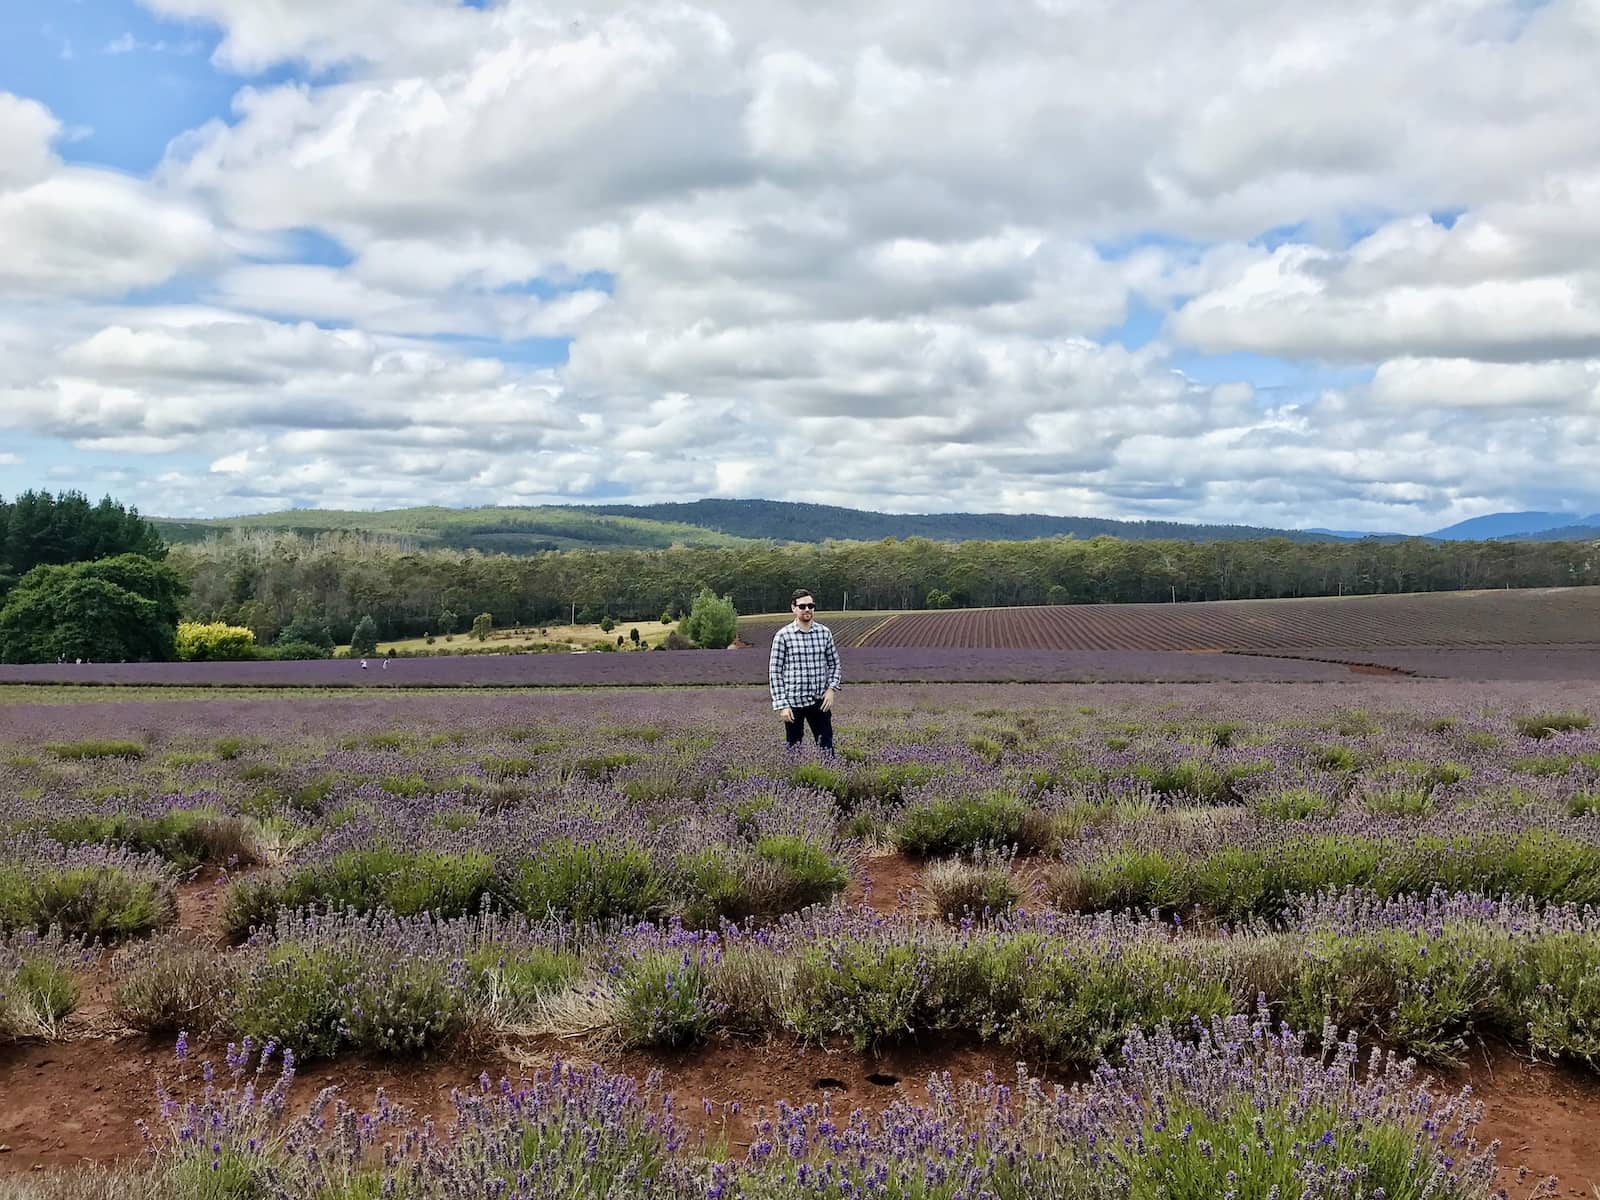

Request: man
left=768, top=589, right=841, bottom=751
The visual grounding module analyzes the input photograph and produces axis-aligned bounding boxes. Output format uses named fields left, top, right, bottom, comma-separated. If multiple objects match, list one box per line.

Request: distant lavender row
left=1269, top=645, right=1600, bottom=680
left=0, top=647, right=1356, bottom=687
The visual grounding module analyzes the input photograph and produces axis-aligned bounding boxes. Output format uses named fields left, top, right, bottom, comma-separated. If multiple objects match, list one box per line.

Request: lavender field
left=2, top=678, right=1599, bottom=1195
left=4, top=642, right=1599, bottom=691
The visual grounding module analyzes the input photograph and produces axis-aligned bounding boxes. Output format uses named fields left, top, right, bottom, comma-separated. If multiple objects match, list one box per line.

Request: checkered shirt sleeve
left=768, top=622, right=842, bottom=710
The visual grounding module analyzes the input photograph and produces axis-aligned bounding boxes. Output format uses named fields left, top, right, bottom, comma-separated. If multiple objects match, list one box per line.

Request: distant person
left=360, top=659, right=368, bottom=669
left=381, top=659, right=389, bottom=670
left=769, top=589, right=841, bottom=752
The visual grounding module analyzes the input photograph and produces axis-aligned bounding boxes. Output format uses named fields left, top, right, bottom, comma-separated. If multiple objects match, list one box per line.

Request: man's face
left=792, top=596, right=816, bottom=625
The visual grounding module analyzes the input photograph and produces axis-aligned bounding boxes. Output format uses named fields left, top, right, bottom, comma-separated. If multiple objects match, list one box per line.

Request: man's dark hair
left=791, top=589, right=815, bottom=604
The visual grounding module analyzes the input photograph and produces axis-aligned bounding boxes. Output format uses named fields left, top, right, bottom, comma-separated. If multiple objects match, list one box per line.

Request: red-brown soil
left=1444, top=1044, right=1600, bottom=1195
left=844, top=851, right=924, bottom=914
left=175, top=867, right=241, bottom=943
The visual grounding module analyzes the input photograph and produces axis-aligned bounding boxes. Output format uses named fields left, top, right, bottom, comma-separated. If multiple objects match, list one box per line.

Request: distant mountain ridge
left=584, top=499, right=1338, bottom=543
left=1423, top=511, right=1600, bottom=540
left=150, top=499, right=1600, bottom=554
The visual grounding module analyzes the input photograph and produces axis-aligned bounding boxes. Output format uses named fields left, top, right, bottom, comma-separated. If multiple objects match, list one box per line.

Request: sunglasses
left=794, top=602, right=816, bottom=609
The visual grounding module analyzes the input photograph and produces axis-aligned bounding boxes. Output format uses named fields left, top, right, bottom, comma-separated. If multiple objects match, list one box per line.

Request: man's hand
left=820, top=689, right=835, bottom=713
left=779, top=706, right=794, bottom=722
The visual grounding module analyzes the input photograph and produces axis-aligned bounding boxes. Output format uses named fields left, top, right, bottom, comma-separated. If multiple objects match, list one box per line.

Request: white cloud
left=0, top=93, right=60, bottom=190
left=0, top=93, right=227, bottom=299
left=1170, top=210, right=1600, bottom=364
left=3, top=2, right=1598, bottom=530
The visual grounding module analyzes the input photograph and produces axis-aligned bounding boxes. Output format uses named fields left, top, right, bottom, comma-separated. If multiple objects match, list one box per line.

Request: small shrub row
left=113, top=908, right=583, bottom=1058
left=1, top=928, right=84, bottom=1040
left=1047, top=829, right=1600, bottom=921
left=221, top=836, right=849, bottom=941
left=0, top=838, right=177, bottom=939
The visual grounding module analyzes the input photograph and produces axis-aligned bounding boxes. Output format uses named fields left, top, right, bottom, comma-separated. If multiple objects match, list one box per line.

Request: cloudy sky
left=3, top=0, right=1600, bottom=533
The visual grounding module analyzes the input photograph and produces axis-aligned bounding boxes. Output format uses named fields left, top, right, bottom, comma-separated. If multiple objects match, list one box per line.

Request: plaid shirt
left=769, top=620, right=842, bottom=710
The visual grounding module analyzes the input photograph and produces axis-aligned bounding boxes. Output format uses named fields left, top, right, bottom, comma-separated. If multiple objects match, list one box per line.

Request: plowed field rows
left=849, top=587, right=1598, bottom=650
left=739, top=613, right=898, bottom=647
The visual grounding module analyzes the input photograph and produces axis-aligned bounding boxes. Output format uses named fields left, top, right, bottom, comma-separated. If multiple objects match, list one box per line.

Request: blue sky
left=3, top=0, right=1598, bottom=533
left=2, top=1, right=239, bottom=173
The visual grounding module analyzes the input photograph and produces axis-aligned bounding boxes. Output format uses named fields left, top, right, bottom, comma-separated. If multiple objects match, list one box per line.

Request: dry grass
left=374, top=620, right=674, bottom=655
left=0, top=1172, right=168, bottom=1200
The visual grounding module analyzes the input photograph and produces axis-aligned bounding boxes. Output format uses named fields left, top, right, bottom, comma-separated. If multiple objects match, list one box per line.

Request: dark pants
left=784, top=701, right=834, bottom=752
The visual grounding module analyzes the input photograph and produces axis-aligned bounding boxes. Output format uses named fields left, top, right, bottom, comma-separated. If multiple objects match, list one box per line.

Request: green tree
left=926, top=588, right=954, bottom=609
left=471, top=612, right=493, bottom=642
left=349, top=615, right=379, bottom=656
left=436, top=608, right=458, bottom=635
left=629, top=627, right=641, bottom=645
left=599, top=615, right=616, bottom=633
left=278, top=615, right=334, bottom=650
left=0, top=490, right=166, bottom=599
left=680, top=587, right=737, bottom=649
left=0, top=553, right=185, bottom=663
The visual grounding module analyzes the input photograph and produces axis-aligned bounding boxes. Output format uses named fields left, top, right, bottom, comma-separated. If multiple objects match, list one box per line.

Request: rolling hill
left=152, top=499, right=1600, bottom=554
left=152, top=506, right=757, bottom=553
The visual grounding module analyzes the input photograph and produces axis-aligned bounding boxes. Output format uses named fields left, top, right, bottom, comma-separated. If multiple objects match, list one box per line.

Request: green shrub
left=679, top=587, right=737, bottom=649
left=1282, top=927, right=1500, bottom=1064
left=615, top=949, right=719, bottom=1047
left=1, top=935, right=79, bottom=1039
left=1131, top=759, right=1268, bottom=804
left=679, top=836, right=847, bottom=927
left=506, top=840, right=663, bottom=924
left=891, top=791, right=1031, bottom=857
left=177, top=621, right=256, bottom=662
left=1514, top=711, right=1593, bottom=739
left=234, top=942, right=467, bottom=1058
left=1250, top=788, right=1336, bottom=820
left=788, top=941, right=928, bottom=1050
left=111, top=933, right=236, bottom=1034
left=791, top=761, right=846, bottom=800
left=572, top=752, right=640, bottom=781
left=45, top=739, right=144, bottom=760
left=1518, top=932, right=1600, bottom=1064
left=1007, top=943, right=1234, bottom=1063
left=221, top=848, right=495, bottom=939
left=0, top=863, right=175, bottom=939
left=923, top=853, right=1022, bottom=922
left=1309, top=744, right=1359, bottom=772
left=467, top=945, right=581, bottom=1018
left=41, top=810, right=260, bottom=869
left=1049, top=830, right=1600, bottom=921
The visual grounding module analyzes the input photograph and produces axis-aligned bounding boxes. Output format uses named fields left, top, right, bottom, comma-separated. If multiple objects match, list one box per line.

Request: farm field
left=2, top=680, right=1600, bottom=1195
left=370, top=620, right=677, bottom=656
left=739, top=585, right=1600, bottom=650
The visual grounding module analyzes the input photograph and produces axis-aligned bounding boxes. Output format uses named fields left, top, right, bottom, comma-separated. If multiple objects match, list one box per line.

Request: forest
left=175, top=528, right=1597, bottom=643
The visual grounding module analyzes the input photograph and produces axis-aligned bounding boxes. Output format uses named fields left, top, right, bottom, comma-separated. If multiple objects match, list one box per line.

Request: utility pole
left=571, top=600, right=576, bottom=626
left=843, top=591, right=848, bottom=611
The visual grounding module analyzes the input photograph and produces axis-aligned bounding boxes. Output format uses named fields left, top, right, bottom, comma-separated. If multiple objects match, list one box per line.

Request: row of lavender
left=36, top=889, right=1583, bottom=1066
left=3, top=689, right=1597, bottom=935
left=16, top=1011, right=1502, bottom=1200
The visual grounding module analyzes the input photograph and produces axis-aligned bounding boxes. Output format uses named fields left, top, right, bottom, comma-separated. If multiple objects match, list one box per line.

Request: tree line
left=175, top=528, right=1598, bottom=644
